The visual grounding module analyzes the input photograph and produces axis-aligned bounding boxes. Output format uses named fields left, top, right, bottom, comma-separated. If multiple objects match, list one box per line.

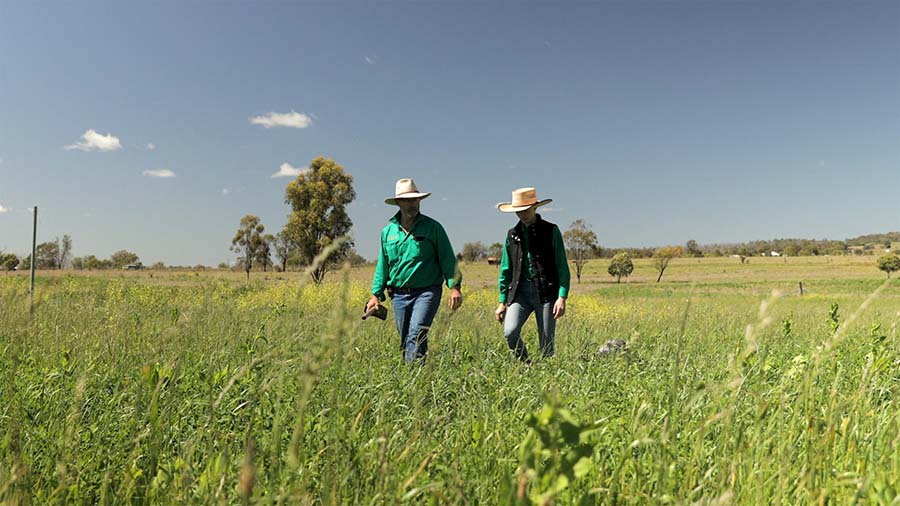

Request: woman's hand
left=552, top=297, right=566, bottom=320
left=495, top=303, right=507, bottom=323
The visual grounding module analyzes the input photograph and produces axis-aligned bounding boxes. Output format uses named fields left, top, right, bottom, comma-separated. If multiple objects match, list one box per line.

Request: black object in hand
left=362, top=304, right=388, bottom=321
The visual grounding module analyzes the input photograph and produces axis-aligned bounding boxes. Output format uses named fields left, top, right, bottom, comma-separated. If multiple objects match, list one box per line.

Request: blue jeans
left=391, top=285, right=442, bottom=362
left=503, top=280, right=555, bottom=361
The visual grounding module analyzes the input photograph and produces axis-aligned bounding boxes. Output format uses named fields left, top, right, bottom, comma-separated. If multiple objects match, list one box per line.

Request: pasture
left=1, top=256, right=898, bottom=504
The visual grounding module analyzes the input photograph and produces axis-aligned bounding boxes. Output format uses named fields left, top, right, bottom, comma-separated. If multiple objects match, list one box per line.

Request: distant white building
left=770, top=251, right=781, bottom=257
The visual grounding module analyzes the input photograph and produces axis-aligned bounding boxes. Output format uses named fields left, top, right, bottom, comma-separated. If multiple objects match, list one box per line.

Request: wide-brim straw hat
left=496, top=187, right=552, bottom=213
left=385, top=178, right=432, bottom=205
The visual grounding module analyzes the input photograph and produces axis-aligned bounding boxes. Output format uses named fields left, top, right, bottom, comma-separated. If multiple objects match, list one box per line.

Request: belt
left=388, top=285, right=437, bottom=295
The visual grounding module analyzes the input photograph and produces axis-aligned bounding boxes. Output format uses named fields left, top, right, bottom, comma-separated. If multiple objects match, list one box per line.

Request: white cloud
left=0, top=204, right=8, bottom=213
left=365, top=56, right=377, bottom=65
left=146, top=143, right=156, bottom=150
left=142, top=169, right=176, bottom=178
left=271, top=162, right=306, bottom=178
left=250, top=110, right=313, bottom=129
left=65, top=129, right=122, bottom=152
left=222, top=187, right=241, bottom=196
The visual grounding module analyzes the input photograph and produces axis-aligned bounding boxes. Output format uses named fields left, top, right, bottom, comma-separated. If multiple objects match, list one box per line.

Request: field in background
left=1, top=256, right=898, bottom=504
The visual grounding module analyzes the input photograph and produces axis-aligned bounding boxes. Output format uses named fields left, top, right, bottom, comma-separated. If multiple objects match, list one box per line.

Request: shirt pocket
left=413, top=235, right=433, bottom=259
left=385, top=240, right=401, bottom=261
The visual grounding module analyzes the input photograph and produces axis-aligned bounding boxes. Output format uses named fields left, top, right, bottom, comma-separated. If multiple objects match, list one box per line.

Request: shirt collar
left=390, top=211, right=423, bottom=230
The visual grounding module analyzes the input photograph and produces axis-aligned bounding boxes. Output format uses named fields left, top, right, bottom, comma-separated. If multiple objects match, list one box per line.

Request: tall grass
left=0, top=268, right=898, bottom=504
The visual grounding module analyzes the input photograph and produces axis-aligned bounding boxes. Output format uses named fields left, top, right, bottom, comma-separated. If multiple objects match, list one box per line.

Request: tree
left=685, top=239, right=702, bottom=258
left=783, top=244, right=801, bottom=257
left=150, top=261, right=166, bottom=270
left=0, top=253, right=18, bottom=271
left=71, top=257, right=84, bottom=270
left=282, top=157, right=356, bottom=284
left=231, top=215, right=266, bottom=279
left=29, top=241, right=59, bottom=269
left=461, top=241, right=486, bottom=263
left=653, top=246, right=682, bottom=283
left=83, top=255, right=103, bottom=270
left=877, top=253, right=900, bottom=278
left=273, top=231, right=295, bottom=272
left=487, top=242, right=503, bottom=260
left=56, top=235, right=72, bottom=269
left=344, top=249, right=369, bottom=267
left=563, top=219, right=598, bottom=284
left=256, top=234, right=274, bottom=272
left=607, top=252, right=634, bottom=283
left=110, top=250, right=140, bottom=268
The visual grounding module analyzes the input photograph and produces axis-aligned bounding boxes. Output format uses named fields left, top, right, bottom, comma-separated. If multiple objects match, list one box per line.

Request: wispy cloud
left=65, top=129, right=122, bottom=152
left=250, top=110, right=313, bottom=129
left=146, top=143, right=156, bottom=150
left=222, top=187, right=241, bottom=196
left=271, top=162, right=306, bottom=178
left=364, top=56, right=377, bottom=65
left=0, top=204, right=8, bottom=213
left=142, top=169, right=176, bottom=178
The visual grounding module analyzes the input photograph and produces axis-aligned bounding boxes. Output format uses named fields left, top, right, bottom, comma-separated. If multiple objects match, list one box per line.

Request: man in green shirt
left=494, top=187, right=570, bottom=362
left=366, top=178, right=462, bottom=361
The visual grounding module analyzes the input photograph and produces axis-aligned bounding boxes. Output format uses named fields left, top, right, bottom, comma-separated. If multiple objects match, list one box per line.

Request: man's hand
left=552, top=297, right=566, bottom=320
left=448, top=287, right=463, bottom=310
left=365, top=295, right=382, bottom=313
left=495, top=303, right=507, bottom=323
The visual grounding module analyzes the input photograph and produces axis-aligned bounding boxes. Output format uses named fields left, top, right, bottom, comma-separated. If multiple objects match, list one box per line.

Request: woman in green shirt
left=494, top=187, right=570, bottom=362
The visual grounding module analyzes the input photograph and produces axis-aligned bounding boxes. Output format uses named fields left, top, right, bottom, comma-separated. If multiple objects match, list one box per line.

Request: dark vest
left=505, top=215, right=559, bottom=304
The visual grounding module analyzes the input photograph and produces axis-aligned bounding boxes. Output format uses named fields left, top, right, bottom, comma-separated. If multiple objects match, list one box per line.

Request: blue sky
left=1, top=1, right=897, bottom=266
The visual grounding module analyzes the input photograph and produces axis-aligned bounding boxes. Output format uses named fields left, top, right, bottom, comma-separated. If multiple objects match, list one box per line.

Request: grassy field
left=1, top=256, right=898, bottom=504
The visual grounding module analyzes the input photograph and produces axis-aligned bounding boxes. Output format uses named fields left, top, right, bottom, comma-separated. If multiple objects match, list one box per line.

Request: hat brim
left=385, top=192, right=431, bottom=205
left=496, top=198, right=552, bottom=213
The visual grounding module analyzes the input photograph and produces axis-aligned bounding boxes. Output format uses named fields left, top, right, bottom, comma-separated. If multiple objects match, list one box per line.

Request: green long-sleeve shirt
left=497, top=222, right=570, bottom=303
left=371, top=212, right=461, bottom=301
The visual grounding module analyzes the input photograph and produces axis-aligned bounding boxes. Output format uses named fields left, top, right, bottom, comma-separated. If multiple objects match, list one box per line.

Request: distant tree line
left=600, top=233, right=898, bottom=260
left=1, top=235, right=144, bottom=271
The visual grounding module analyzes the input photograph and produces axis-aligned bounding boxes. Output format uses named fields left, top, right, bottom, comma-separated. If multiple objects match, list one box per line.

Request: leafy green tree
left=877, top=253, right=900, bottom=278
left=31, top=241, right=60, bottom=269
left=563, top=219, right=598, bottom=283
left=83, top=255, right=103, bottom=270
left=231, top=215, right=265, bottom=279
left=685, top=239, right=702, bottom=258
left=607, top=252, right=634, bottom=283
left=0, top=253, right=19, bottom=271
left=256, top=234, right=274, bottom=272
left=653, top=246, right=682, bottom=283
left=70, top=257, right=84, bottom=270
left=110, top=250, right=140, bottom=268
left=487, top=242, right=503, bottom=260
left=461, top=241, right=486, bottom=263
left=282, top=157, right=355, bottom=284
